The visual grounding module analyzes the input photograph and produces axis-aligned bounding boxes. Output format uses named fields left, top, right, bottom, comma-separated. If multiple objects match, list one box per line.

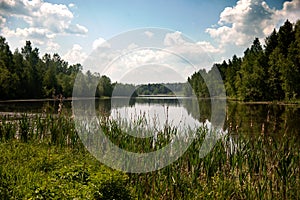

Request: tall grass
left=0, top=113, right=133, bottom=199
left=0, top=113, right=81, bottom=148
left=79, top=112, right=300, bottom=199
left=0, top=111, right=299, bottom=199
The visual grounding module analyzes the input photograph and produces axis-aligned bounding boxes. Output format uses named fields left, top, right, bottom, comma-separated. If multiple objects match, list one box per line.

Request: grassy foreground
left=0, top=114, right=299, bottom=199
left=0, top=141, right=133, bottom=199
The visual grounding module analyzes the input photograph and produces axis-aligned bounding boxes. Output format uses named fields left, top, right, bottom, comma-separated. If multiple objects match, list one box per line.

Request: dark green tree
left=277, top=20, right=294, bottom=57
left=267, top=48, right=285, bottom=100
left=293, top=20, right=300, bottom=97
left=282, top=42, right=299, bottom=99
left=236, top=38, right=266, bottom=101
left=264, top=29, right=278, bottom=57
left=21, top=41, right=43, bottom=98
left=42, top=58, right=59, bottom=97
left=225, top=55, right=242, bottom=98
left=0, top=36, right=19, bottom=99
left=97, top=75, right=113, bottom=97
left=188, top=20, right=300, bottom=102
left=188, top=69, right=209, bottom=98
left=0, top=36, right=14, bottom=72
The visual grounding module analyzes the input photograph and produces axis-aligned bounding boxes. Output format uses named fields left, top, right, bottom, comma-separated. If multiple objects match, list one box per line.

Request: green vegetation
left=0, top=142, right=132, bottom=199
left=110, top=82, right=186, bottom=97
left=0, top=38, right=114, bottom=100
left=189, top=20, right=300, bottom=101
left=130, top=134, right=299, bottom=199
left=136, top=83, right=186, bottom=96
left=0, top=112, right=299, bottom=199
left=0, top=114, right=133, bottom=199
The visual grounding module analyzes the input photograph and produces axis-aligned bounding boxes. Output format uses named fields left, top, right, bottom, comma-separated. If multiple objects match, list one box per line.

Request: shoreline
left=0, top=97, right=299, bottom=106
left=227, top=98, right=300, bottom=106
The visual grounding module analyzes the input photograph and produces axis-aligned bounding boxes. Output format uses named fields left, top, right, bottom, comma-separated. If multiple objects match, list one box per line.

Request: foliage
left=0, top=37, right=114, bottom=99
left=188, top=69, right=209, bottom=98
left=136, top=83, right=185, bottom=96
left=189, top=20, right=300, bottom=101
left=111, top=83, right=138, bottom=97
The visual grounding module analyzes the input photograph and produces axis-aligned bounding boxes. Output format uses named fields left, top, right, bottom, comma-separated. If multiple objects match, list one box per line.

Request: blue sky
left=0, top=0, right=299, bottom=82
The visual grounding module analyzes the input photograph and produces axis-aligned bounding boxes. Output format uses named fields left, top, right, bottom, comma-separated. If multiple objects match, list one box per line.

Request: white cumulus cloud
left=0, top=16, right=6, bottom=28
left=206, top=0, right=300, bottom=50
left=63, top=44, right=87, bottom=65
left=275, top=0, right=300, bottom=25
left=0, top=0, right=88, bottom=52
left=68, top=3, right=77, bottom=9
left=46, top=41, right=60, bottom=52
left=92, top=37, right=111, bottom=50
left=163, top=31, right=221, bottom=69
left=164, top=31, right=186, bottom=46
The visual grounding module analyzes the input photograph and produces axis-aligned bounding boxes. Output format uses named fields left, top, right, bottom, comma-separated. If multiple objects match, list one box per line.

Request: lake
left=0, top=97, right=299, bottom=140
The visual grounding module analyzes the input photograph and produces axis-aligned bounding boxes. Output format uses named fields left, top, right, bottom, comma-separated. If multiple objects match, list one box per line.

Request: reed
left=0, top=112, right=299, bottom=199
left=97, top=114, right=299, bottom=199
left=0, top=116, right=16, bottom=141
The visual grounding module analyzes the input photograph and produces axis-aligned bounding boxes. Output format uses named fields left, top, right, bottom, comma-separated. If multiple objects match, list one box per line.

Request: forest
left=1, top=20, right=300, bottom=101
left=0, top=38, right=114, bottom=100
left=188, top=20, right=300, bottom=101
left=0, top=37, right=187, bottom=99
left=0, top=37, right=186, bottom=100
left=135, top=83, right=185, bottom=96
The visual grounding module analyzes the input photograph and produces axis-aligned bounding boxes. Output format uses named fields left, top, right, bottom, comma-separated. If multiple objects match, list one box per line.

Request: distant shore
left=0, top=96, right=299, bottom=106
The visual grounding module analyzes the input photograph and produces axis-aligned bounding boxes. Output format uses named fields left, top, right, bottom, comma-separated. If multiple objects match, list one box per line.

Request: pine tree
left=21, top=41, right=43, bottom=98
left=264, top=29, right=278, bottom=57
left=277, top=20, right=294, bottom=57
left=236, top=38, right=265, bottom=101
left=0, top=36, right=19, bottom=99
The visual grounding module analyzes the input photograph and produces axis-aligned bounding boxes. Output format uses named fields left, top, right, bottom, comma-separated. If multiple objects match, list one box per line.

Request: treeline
left=187, top=66, right=225, bottom=98
left=189, top=20, right=300, bottom=101
left=136, top=83, right=185, bottom=95
left=2, top=19, right=300, bottom=101
left=0, top=36, right=189, bottom=100
left=111, top=83, right=187, bottom=97
left=0, top=37, right=114, bottom=100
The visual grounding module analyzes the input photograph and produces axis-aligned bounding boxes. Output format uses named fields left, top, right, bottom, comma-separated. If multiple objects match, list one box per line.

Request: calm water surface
left=0, top=98, right=299, bottom=139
